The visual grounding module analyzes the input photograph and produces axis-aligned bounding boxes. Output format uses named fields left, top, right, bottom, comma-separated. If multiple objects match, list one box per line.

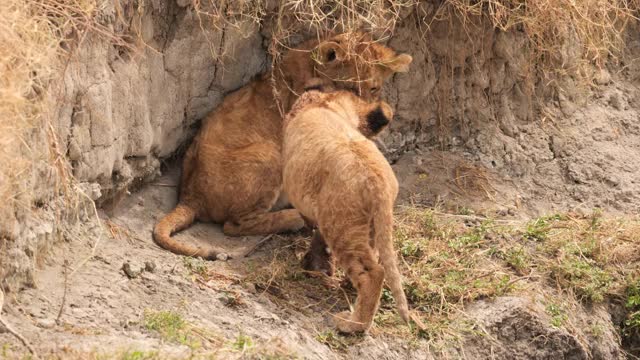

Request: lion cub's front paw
left=333, top=311, right=368, bottom=334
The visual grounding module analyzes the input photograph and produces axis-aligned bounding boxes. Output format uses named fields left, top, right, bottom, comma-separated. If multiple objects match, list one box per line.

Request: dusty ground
left=1, top=161, right=637, bottom=359
left=0, top=166, right=429, bottom=359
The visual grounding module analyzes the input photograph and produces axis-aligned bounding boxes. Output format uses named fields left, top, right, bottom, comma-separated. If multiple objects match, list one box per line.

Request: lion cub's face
left=312, top=32, right=412, bottom=101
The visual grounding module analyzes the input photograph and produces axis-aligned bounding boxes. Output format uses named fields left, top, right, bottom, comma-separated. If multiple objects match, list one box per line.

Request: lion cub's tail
left=153, top=203, right=216, bottom=260
left=372, top=198, right=410, bottom=323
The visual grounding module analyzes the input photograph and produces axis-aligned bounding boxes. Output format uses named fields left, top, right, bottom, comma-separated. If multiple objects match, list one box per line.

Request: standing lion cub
left=282, top=88, right=409, bottom=333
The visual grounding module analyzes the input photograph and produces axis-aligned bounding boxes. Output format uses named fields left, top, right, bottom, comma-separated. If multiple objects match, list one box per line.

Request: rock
left=144, top=261, right=156, bottom=273
left=36, top=318, right=56, bottom=329
left=216, top=253, right=229, bottom=261
left=122, top=262, right=143, bottom=279
left=242, top=282, right=257, bottom=294
left=77, top=182, right=102, bottom=201
left=594, top=68, right=612, bottom=85
left=609, top=93, right=622, bottom=110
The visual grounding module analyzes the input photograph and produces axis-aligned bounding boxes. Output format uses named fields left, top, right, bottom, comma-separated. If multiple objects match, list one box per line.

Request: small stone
left=594, top=68, right=611, bottom=85
left=36, top=318, right=56, bottom=329
left=609, top=94, right=622, bottom=110
left=93, top=255, right=111, bottom=265
left=216, top=253, right=229, bottom=261
left=144, top=261, right=156, bottom=273
left=242, top=282, right=257, bottom=294
left=122, top=262, right=142, bottom=279
left=140, top=272, right=158, bottom=282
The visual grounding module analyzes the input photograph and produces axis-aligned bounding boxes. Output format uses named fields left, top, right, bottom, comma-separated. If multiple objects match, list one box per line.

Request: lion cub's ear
left=384, top=53, right=413, bottom=73
left=359, top=101, right=394, bottom=138
left=314, top=41, right=347, bottom=64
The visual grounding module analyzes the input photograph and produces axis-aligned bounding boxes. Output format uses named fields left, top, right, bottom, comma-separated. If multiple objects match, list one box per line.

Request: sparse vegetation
left=624, top=279, right=640, bottom=340
left=245, top=207, right=639, bottom=353
left=183, top=257, right=209, bottom=277
left=143, top=310, right=191, bottom=345
left=315, top=330, right=352, bottom=352
left=142, top=309, right=221, bottom=351
left=120, top=350, right=159, bottom=360
left=229, top=332, right=254, bottom=352
left=546, top=303, right=568, bottom=328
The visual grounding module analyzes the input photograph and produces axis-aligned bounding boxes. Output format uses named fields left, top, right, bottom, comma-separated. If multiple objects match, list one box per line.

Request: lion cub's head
left=283, top=32, right=412, bottom=102
left=312, top=32, right=412, bottom=100
left=287, top=79, right=394, bottom=138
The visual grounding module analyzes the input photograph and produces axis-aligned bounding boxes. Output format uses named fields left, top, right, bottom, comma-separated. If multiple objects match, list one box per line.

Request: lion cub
left=282, top=89, right=409, bottom=333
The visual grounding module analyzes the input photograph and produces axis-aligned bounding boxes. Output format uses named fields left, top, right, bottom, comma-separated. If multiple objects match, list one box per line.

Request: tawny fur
left=153, top=32, right=412, bottom=259
left=282, top=90, right=409, bottom=333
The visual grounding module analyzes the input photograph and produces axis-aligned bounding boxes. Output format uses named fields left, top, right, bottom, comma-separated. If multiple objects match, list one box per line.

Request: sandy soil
left=0, top=165, right=433, bottom=359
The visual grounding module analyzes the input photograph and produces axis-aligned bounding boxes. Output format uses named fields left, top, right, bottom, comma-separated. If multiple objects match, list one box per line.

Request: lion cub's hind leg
left=223, top=209, right=305, bottom=236
left=333, top=245, right=385, bottom=333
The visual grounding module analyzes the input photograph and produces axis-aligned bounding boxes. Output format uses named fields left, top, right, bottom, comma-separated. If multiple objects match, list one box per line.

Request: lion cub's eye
left=327, top=49, right=337, bottom=62
left=370, top=87, right=380, bottom=94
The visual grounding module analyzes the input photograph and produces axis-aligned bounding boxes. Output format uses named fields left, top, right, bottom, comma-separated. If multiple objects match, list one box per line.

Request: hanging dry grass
left=0, top=1, right=60, bottom=238
left=433, top=0, right=639, bottom=81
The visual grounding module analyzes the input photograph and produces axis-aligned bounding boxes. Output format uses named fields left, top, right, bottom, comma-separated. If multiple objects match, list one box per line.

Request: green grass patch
left=120, top=350, right=159, bottom=360
left=182, top=257, right=209, bottom=277
left=229, top=332, right=254, bottom=352
left=624, top=279, right=640, bottom=337
left=315, top=330, right=350, bottom=351
left=524, top=214, right=565, bottom=241
left=552, top=258, right=612, bottom=302
left=546, top=303, right=568, bottom=327
left=142, top=309, right=220, bottom=350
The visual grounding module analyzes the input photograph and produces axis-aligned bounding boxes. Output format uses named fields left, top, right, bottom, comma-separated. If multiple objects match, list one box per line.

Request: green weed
left=182, top=257, right=208, bottom=276
left=121, top=350, right=159, bottom=360
left=143, top=310, right=200, bottom=349
left=552, top=258, right=612, bottom=302
left=524, top=214, right=564, bottom=241
left=230, top=332, right=254, bottom=352
left=546, top=303, right=568, bottom=327
left=315, top=330, right=349, bottom=351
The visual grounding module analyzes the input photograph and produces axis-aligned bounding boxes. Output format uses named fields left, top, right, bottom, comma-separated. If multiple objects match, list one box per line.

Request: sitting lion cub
left=282, top=87, right=409, bottom=333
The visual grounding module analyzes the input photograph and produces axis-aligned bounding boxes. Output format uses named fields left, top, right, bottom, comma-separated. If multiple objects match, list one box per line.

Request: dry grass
left=0, top=0, right=132, bottom=239
left=437, top=0, right=638, bottom=66
left=240, top=207, right=639, bottom=353
left=0, top=0, right=139, bottom=289
left=0, top=1, right=59, bottom=237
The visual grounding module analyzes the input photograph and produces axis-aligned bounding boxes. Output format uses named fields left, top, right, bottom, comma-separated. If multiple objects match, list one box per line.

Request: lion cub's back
left=283, top=104, right=396, bottom=221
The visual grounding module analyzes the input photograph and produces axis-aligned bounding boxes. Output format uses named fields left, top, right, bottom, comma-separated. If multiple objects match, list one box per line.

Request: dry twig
left=0, top=288, right=40, bottom=359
